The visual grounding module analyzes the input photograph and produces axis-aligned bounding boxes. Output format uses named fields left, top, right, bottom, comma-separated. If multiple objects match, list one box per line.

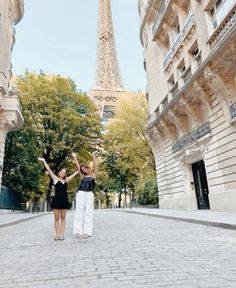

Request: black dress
left=51, top=181, right=69, bottom=209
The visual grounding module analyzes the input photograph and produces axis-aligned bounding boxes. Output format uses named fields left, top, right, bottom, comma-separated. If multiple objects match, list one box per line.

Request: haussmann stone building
left=139, top=0, right=236, bottom=211
left=0, top=0, right=24, bottom=188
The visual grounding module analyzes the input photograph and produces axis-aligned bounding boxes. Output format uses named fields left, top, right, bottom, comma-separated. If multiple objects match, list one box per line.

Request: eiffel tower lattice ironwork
left=89, top=0, right=125, bottom=123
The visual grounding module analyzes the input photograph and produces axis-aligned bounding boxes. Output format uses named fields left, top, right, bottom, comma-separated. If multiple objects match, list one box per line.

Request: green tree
left=135, top=177, right=158, bottom=206
left=107, top=92, right=155, bottom=173
left=102, top=92, right=158, bottom=206
left=3, top=72, right=101, bottom=204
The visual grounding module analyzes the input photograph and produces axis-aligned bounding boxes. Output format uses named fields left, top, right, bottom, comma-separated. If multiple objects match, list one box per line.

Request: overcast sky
left=12, top=0, right=146, bottom=93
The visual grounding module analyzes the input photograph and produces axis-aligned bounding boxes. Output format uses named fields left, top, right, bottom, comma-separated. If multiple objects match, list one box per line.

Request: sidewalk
left=125, top=207, right=236, bottom=230
left=0, top=211, right=48, bottom=228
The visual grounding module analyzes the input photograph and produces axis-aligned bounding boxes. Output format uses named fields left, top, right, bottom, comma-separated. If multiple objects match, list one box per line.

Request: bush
left=136, top=177, right=158, bottom=206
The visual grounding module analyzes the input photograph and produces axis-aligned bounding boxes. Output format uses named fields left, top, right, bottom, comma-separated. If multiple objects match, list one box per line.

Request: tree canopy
left=3, top=72, right=102, bottom=203
left=99, top=92, right=158, bottom=207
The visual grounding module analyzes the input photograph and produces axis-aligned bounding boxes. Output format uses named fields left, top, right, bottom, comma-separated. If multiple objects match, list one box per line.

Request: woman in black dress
left=38, top=157, right=78, bottom=240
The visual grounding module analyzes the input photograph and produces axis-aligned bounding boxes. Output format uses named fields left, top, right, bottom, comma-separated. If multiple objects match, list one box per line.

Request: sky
left=12, top=0, right=147, bottom=93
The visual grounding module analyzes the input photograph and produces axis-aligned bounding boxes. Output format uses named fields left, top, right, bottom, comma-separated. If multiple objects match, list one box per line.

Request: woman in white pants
left=72, top=152, right=96, bottom=238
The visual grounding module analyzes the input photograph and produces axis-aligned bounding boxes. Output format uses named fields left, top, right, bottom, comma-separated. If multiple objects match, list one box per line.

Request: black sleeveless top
left=78, top=176, right=95, bottom=192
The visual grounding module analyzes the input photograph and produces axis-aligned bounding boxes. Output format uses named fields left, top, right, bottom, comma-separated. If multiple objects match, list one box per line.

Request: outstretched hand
left=38, top=157, right=45, bottom=163
left=71, top=152, right=77, bottom=159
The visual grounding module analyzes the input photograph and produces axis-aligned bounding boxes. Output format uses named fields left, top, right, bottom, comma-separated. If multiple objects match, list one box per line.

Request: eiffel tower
left=89, top=0, right=125, bottom=124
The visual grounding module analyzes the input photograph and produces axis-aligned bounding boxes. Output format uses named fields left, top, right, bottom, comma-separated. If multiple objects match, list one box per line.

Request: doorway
left=192, top=160, right=210, bottom=209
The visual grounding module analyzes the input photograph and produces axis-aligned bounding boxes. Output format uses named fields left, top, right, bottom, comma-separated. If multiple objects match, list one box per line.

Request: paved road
left=0, top=210, right=236, bottom=288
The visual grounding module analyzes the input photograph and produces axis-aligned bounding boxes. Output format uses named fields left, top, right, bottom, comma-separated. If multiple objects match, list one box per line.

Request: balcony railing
left=181, top=66, right=192, bottom=83
left=161, top=95, right=168, bottom=109
left=152, top=0, right=168, bottom=38
left=207, top=5, right=236, bottom=49
left=140, top=0, right=155, bottom=28
left=171, top=34, right=183, bottom=57
left=155, top=106, right=160, bottom=118
left=163, top=49, right=173, bottom=68
left=170, top=82, right=179, bottom=96
left=163, top=14, right=195, bottom=69
left=163, top=34, right=182, bottom=68
left=230, top=103, right=236, bottom=120
left=182, top=13, right=196, bottom=41
left=194, top=50, right=202, bottom=66
left=163, top=34, right=183, bottom=68
left=172, top=122, right=211, bottom=153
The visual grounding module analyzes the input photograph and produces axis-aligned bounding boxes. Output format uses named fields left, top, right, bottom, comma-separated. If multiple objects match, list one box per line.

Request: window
left=192, top=47, right=199, bottom=57
left=210, top=0, right=224, bottom=29
left=168, top=74, right=175, bottom=87
left=215, top=0, right=223, bottom=10
left=189, top=41, right=201, bottom=65
left=177, top=59, right=186, bottom=75
left=176, top=23, right=180, bottom=35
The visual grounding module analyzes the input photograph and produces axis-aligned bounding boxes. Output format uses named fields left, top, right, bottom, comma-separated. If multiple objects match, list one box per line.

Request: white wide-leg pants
left=73, top=191, right=94, bottom=236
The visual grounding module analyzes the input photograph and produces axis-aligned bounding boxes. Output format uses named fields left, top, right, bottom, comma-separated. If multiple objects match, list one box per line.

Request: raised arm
left=92, top=152, right=97, bottom=178
left=38, top=157, right=58, bottom=183
left=66, top=170, right=79, bottom=182
left=71, top=152, right=83, bottom=178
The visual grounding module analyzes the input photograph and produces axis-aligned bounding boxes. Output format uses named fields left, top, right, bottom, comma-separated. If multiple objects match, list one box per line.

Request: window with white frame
left=210, top=0, right=233, bottom=29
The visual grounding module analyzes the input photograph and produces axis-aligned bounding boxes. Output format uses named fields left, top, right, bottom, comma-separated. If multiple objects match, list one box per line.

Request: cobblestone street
left=0, top=210, right=236, bottom=288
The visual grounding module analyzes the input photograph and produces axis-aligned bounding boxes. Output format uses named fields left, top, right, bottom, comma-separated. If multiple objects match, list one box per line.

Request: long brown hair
left=80, top=164, right=89, bottom=175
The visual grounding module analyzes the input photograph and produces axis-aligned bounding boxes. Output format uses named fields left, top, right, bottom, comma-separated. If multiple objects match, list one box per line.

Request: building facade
left=139, top=0, right=236, bottom=211
left=0, top=0, right=24, bottom=188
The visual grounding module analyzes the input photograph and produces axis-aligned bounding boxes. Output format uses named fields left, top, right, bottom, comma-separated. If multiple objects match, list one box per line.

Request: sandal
left=59, top=236, right=65, bottom=241
left=54, top=236, right=60, bottom=241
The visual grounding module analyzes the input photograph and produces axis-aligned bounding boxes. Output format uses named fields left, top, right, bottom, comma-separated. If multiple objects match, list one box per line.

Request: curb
left=124, top=210, right=236, bottom=231
left=0, top=213, right=49, bottom=229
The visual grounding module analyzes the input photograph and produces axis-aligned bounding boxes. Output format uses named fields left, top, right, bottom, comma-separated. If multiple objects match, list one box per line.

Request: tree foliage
left=3, top=72, right=101, bottom=202
left=135, top=177, right=158, bottom=206
left=100, top=92, right=158, bottom=206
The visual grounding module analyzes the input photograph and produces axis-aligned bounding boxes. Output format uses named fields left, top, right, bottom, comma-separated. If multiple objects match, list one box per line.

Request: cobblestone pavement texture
left=0, top=210, right=236, bottom=288
left=0, top=212, right=46, bottom=227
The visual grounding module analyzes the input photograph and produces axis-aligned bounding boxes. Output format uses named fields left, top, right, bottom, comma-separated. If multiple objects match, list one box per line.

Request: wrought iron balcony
left=155, top=106, right=160, bottom=118
left=152, top=0, right=168, bottom=38
left=230, top=103, right=236, bottom=120
left=170, top=82, right=179, bottom=96
left=181, top=66, right=192, bottom=83
left=194, top=50, right=202, bottom=66
left=182, top=13, right=196, bottom=41
left=164, top=33, right=183, bottom=69
left=163, top=49, right=173, bottom=68
left=161, top=95, right=168, bottom=109
left=162, top=14, right=195, bottom=69
left=172, top=122, right=211, bottom=153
